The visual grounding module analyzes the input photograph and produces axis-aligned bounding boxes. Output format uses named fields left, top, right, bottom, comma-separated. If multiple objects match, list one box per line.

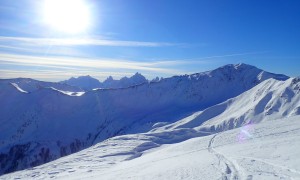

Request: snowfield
left=2, top=116, right=299, bottom=180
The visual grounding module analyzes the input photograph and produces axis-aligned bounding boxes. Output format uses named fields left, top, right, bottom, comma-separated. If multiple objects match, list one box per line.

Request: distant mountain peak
left=133, top=72, right=142, bottom=76
left=61, top=73, right=149, bottom=90
left=75, top=75, right=93, bottom=79
left=61, top=75, right=102, bottom=90
left=102, top=73, right=148, bottom=88
left=130, top=72, right=147, bottom=81
left=105, top=76, right=114, bottom=82
left=208, top=63, right=289, bottom=82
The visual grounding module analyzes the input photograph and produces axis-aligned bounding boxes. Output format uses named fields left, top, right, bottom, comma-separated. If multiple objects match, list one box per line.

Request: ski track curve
left=208, top=134, right=243, bottom=180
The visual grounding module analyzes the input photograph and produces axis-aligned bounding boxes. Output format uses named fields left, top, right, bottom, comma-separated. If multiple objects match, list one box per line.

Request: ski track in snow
left=208, top=134, right=241, bottom=180
left=238, top=156, right=300, bottom=179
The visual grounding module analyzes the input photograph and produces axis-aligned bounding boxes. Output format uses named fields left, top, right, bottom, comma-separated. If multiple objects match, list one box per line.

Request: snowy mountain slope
left=0, top=64, right=289, bottom=175
left=153, top=77, right=300, bottom=133
left=2, top=115, right=299, bottom=180
left=0, top=78, right=82, bottom=92
left=61, top=72, right=148, bottom=90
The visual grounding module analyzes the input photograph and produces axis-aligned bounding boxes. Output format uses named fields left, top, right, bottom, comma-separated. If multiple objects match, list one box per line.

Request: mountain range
left=1, top=63, right=299, bottom=178
left=60, top=72, right=148, bottom=90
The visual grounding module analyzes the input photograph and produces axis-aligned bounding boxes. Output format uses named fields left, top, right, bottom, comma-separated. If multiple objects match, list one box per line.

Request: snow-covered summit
left=188, top=63, right=288, bottom=82
left=131, top=72, right=147, bottom=82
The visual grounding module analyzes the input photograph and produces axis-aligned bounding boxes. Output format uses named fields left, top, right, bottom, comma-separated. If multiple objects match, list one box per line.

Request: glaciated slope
left=2, top=116, right=300, bottom=180
left=0, top=64, right=289, bottom=175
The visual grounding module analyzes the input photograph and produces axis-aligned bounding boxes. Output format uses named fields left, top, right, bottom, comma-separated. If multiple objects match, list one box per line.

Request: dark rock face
left=69, top=139, right=84, bottom=153
left=0, top=143, right=31, bottom=174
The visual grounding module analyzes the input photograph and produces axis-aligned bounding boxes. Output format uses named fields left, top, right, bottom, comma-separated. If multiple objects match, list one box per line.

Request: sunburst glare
left=43, top=0, right=91, bottom=34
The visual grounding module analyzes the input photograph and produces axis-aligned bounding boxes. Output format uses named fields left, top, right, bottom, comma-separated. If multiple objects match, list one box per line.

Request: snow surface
left=49, top=87, right=85, bottom=96
left=10, top=83, right=28, bottom=93
left=2, top=115, right=300, bottom=180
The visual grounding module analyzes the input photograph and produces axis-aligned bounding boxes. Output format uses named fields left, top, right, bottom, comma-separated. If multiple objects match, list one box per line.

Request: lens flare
left=237, top=123, right=254, bottom=143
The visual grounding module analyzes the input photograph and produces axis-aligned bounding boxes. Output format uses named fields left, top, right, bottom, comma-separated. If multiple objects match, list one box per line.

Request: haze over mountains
left=1, top=63, right=299, bottom=179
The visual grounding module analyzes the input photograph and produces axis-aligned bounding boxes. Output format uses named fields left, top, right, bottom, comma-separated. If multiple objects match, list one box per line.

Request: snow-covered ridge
left=0, top=64, right=290, bottom=175
left=2, top=64, right=289, bottom=96
left=153, top=77, right=300, bottom=133
left=0, top=78, right=82, bottom=93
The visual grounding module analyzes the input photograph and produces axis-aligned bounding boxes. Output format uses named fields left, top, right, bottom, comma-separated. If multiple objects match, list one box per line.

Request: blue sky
left=0, top=0, right=299, bottom=81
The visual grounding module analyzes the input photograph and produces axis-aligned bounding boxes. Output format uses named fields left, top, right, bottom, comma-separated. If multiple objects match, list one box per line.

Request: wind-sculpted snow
left=0, top=64, right=290, bottom=175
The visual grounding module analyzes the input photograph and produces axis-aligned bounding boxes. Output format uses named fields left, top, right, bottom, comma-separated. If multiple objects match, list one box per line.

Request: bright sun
left=43, top=0, right=91, bottom=34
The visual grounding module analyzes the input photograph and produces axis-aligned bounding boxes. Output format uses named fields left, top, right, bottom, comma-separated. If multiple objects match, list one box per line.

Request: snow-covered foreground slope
left=0, top=64, right=290, bottom=175
left=3, top=115, right=300, bottom=180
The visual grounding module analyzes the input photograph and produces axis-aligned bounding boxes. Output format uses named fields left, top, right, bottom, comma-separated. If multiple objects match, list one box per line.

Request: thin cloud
left=155, top=51, right=269, bottom=63
left=187, top=51, right=269, bottom=60
left=143, top=51, right=269, bottom=67
left=0, top=53, right=185, bottom=74
left=0, top=69, right=137, bottom=81
left=0, top=45, right=34, bottom=52
left=0, top=51, right=266, bottom=81
left=0, top=36, right=178, bottom=47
